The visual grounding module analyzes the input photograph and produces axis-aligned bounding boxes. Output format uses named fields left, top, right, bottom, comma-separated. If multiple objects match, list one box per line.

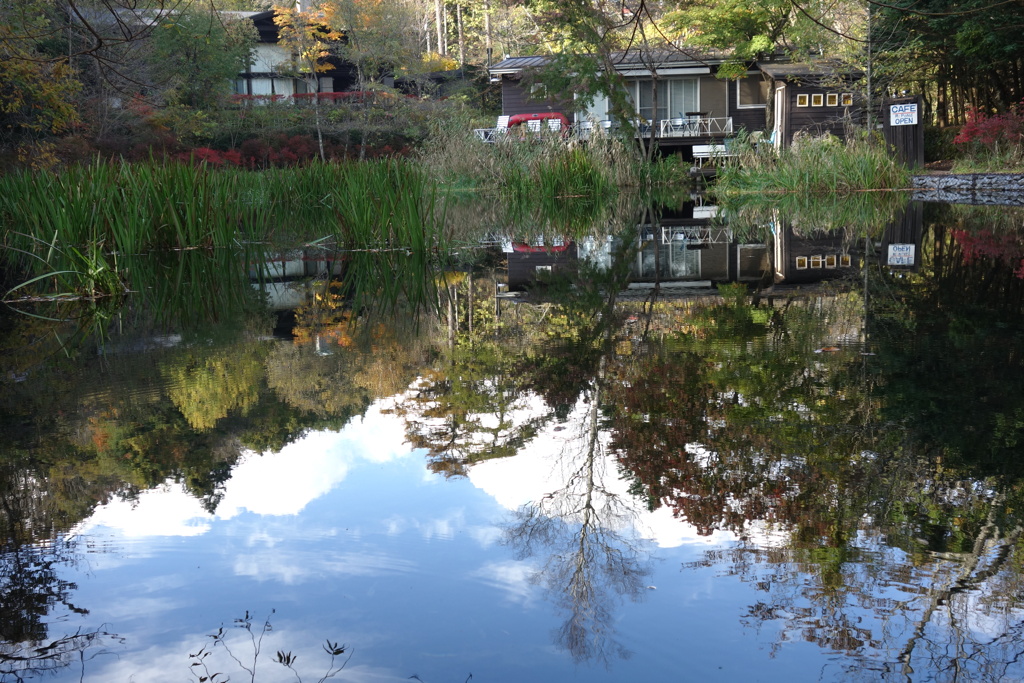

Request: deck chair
left=576, top=121, right=595, bottom=140
left=494, top=115, right=511, bottom=141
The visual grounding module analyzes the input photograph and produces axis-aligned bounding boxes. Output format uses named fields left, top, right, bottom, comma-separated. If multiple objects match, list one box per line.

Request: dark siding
left=727, top=80, right=768, bottom=134
left=500, top=77, right=571, bottom=117
left=784, top=84, right=859, bottom=144
left=774, top=225, right=857, bottom=284
left=507, top=248, right=578, bottom=289
left=701, top=245, right=729, bottom=279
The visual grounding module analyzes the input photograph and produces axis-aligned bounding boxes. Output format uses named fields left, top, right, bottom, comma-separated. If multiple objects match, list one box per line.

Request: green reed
left=0, top=159, right=449, bottom=323
left=719, top=190, right=911, bottom=240
left=715, top=133, right=911, bottom=196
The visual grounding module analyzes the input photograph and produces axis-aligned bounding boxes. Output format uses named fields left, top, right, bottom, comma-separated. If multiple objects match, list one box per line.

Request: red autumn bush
left=952, top=229, right=1024, bottom=279
left=953, top=103, right=1024, bottom=152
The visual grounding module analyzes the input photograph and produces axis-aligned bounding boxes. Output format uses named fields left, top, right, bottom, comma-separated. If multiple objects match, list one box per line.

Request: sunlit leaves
left=163, top=346, right=265, bottom=431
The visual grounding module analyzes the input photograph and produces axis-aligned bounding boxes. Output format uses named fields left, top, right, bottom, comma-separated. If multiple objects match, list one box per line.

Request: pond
left=3, top=192, right=1024, bottom=682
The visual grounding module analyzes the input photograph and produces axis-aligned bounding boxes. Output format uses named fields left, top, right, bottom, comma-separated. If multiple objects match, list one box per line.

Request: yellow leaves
left=421, top=52, right=459, bottom=72
left=272, top=4, right=343, bottom=76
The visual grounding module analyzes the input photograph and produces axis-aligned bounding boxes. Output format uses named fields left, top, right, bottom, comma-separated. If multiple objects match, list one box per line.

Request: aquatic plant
left=0, top=159, right=449, bottom=325
left=714, top=133, right=911, bottom=195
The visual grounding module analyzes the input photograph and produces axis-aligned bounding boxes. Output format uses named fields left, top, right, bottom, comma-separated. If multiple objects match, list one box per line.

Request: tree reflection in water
left=502, top=387, right=653, bottom=665
left=0, top=465, right=122, bottom=681
left=500, top=234, right=655, bottom=665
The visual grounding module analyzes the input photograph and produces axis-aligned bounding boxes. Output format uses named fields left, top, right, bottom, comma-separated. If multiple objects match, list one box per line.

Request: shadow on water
left=5, top=184, right=1024, bottom=677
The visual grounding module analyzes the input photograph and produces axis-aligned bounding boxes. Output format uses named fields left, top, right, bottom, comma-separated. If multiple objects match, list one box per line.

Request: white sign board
left=888, top=243, right=915, bottom=266
left=890, top=103, right=918, bottom=126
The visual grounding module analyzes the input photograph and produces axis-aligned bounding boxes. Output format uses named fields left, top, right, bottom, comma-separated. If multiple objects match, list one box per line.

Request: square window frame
left=841, top=93, right=854, bottom=106
left=736, top=73, right=769, bottom=109
left=795, top=256, right=809, bottom=270
left=796, top=94, right=810, bottom=107
left=811, top=94, right=824, bottom=107
left=826, top=93, right=839, bottom=107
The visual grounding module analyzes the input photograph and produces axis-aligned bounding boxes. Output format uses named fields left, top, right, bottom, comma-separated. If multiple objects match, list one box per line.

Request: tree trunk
left=424, top=10, right=432, bottom=53
left=484, top=0, right=492, bottom=65
left=456, top=2, right=465, bottom=67
left=435, top=0, right=446, bottom=56
left=311, top=77, right=326, bottom=161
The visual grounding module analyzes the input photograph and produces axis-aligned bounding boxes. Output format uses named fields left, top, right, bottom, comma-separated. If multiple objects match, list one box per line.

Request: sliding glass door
left=634, top=79, right=699, bottom=123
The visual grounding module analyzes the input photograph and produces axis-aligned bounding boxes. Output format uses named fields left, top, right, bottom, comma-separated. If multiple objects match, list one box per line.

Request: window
left=795, top=256, right=808, bottom=270
left=737, top=76, right=769, bottom=108
left=633, top=78, right=698, bottom=123
left=811, top=94, right=824, bottom=107
left=810, top=255, right=823, bottom=268
left=529, top=83, right=548, bottom=99
left=840, top=254, right=852, bottom=267
left=825, top=254, right=837, bottom=268
left=797, top=94, right=809, bottom=107
left=826, top=93, right=838, bottom=106
left=841, top=93, right=854, bottom=106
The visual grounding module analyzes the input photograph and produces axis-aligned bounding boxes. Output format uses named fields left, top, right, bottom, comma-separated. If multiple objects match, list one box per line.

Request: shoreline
left=911, top=172, right=1024, bottom=206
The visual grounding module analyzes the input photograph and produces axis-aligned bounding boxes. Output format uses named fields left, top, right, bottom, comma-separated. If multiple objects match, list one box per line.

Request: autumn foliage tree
left=0, top=9, right=80, bottom=165
left=273, top=3, right=344, bottom=159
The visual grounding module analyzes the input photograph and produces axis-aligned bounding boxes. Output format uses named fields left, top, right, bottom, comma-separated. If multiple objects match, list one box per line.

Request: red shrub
left=952, top=229, right=1024, bottom=279
left=954, top=103, right=1024, bottom=150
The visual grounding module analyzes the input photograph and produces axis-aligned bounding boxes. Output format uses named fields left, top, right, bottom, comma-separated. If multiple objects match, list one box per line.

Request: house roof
left=489, top=56, right=550, bottom=74
left=758, top=60, right=863, bottom=80
left=490, top=48, right=737, bottom=77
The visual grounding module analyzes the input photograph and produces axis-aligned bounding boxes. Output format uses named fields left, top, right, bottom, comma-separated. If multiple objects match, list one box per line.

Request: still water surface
left=3, top=197, right=1024, bottom=682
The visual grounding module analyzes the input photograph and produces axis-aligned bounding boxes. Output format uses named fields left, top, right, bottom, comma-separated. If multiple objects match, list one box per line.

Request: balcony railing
left=473, top=116, right=734, bottom=142
left=658, top=116, right=733, bottom=138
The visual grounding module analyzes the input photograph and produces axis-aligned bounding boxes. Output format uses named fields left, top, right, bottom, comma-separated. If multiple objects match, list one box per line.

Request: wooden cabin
left=486, top=52, right=863, bottom=158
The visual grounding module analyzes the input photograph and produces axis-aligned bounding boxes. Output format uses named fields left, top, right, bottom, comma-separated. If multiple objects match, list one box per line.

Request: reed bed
left=715, top=133, right=911, bottom=196
left=417, top=115, right=652, bottom=193
left=0, top=159, right=450, bottom=321
left=719, top=190, right=910, bottom=240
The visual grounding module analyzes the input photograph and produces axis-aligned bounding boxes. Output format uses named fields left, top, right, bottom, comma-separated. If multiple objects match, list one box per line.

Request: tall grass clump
left=714, top=133, right=911, bottom=196
left=0, top=158, right=450, bottom=322
left=418, top=114, right=648, bottom=192
left=719, top=189, right=910, bottom=240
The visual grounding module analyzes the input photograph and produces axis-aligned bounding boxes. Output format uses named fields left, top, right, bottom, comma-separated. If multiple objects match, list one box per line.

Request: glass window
left=637, top=80, right=669, bottom=124
left=635, top=78, right=698, bottom=122
left=669, top=79, right=698, bottom=118
left=738, top=76, right=769, bottom=107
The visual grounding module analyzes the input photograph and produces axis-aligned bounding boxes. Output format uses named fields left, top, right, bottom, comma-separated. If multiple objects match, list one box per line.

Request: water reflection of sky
left=58, top=401, right=860, bottom=682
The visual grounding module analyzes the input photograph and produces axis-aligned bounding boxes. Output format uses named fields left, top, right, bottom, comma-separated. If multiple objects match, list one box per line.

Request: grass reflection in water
left=3, top=189, right=1024, bottom=680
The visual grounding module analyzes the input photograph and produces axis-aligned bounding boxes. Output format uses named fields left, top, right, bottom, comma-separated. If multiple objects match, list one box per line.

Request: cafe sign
left=888, top=243, right=915, bottom=266
left=890, top=103, right=918, bottom=126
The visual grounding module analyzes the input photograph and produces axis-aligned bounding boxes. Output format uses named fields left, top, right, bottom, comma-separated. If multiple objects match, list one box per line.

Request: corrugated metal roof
left=607, top=48, right=730, bottom=67
left=758, top=60, right=861, bottom=79
left=489, top=48, right=734, bottom=75
left=489, top=56, right=551, bottom=73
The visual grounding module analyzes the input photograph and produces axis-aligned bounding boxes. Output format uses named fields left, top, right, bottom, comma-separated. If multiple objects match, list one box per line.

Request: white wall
left=252, top=43, right=290, bottom=73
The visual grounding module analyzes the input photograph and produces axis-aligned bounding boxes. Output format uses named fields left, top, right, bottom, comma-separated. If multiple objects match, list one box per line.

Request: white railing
left=658, top=116, right=733, bottom=138
left=474, top=128, right=504, bottom=143
left=475, top=116, right=733, bottom=142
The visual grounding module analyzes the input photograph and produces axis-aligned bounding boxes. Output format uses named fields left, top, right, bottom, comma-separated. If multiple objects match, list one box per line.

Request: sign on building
left=890, top=103, right=918, bottom=126
left=888, top=243, right=915, bottom=266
